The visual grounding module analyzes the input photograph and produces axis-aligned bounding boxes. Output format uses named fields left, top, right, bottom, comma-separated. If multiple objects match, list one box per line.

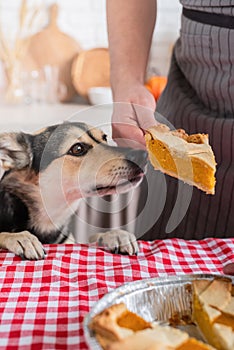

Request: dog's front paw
left=90, top=230, right=139, bottom=255
left=0, top=231, right=46, bottom=260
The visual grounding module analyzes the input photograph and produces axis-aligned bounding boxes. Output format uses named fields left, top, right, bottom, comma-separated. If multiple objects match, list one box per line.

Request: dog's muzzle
left=92, top=148, right=148, bottom=196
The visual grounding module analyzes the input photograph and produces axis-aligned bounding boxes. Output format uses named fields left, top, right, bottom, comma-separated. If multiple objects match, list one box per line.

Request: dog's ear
left=0, top=133, right=32, bottom=179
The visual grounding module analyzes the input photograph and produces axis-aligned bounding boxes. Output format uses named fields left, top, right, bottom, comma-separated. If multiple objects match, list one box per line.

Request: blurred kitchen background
left=0, top=0, right=181, bottom=108
left=0, top=0, right=182, bottom=242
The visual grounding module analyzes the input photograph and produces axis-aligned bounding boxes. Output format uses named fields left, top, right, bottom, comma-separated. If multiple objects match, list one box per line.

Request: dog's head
left=0, top=122, right=147, bottom=203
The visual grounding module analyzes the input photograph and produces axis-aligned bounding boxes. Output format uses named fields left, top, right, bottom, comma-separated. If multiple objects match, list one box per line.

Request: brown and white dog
left=0, top=122, right=147, bottom=260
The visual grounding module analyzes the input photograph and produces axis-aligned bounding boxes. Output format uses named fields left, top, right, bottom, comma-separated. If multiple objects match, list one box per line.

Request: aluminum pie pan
left=83, top=273, right=234, bottom=350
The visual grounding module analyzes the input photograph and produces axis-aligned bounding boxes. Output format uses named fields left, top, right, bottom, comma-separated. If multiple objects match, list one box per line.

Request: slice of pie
left=192, top=278, right=234, bottom=350
left=89, top=303, right=152, bottom=348
left=145, top=124, right=216, bottom=194
left=89, top=302, right=215, bottom=350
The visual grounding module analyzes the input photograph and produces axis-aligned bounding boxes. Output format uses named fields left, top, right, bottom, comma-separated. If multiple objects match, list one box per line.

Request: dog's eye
left=68, top=143, right=91, bottom=157
left=102, top=134, right=107, bottom=142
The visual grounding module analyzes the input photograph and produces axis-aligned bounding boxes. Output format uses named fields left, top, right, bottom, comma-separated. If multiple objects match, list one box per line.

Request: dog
left=0, top=122, right=147, bottom=260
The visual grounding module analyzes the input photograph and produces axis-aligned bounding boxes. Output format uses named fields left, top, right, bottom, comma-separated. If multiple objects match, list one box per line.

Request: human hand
left=223, top=263, right=234, bottom=275
left=111, top=81, right=157, bottom=149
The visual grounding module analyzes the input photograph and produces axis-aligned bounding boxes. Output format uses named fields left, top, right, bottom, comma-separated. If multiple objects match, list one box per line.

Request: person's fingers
left=223, top=263, right=234, bottom=275
left=112, top=100, right=158, bottom=148
left=112, top=124, right=146, bottom=149
left=133, top=102, right=157, bottom=131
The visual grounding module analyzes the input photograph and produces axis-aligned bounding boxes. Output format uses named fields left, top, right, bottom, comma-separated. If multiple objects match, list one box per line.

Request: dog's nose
left=126, top=149, right=148, bottom=168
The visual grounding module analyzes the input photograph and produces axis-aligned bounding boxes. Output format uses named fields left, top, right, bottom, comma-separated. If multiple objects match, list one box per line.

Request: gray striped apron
left=74, top=1, right=234, bottom=243
left=136, top=0, right=234, bottom=240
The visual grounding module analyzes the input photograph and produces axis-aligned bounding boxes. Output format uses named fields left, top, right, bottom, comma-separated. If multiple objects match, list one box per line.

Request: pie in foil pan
left=83, top=273, right=234, bottom=350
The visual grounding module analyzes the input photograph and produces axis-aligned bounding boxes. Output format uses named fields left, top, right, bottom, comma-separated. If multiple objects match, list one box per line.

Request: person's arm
left=107, top=0, right=157, bottom=148
left=107, top=0, right=156, bottom=91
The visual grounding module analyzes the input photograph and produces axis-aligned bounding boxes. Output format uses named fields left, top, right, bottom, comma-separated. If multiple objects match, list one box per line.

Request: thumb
left=139, top=113, right=158, bottom=131
left=133, top=104, right=158, bottom=131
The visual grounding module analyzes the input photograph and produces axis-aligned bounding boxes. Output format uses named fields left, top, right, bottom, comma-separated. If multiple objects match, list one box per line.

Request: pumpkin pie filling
left=117, top=310, right=151, bottom=331
left=177, top=338, right=214, bottom=350
left=145, top=124, right=216, bottom=194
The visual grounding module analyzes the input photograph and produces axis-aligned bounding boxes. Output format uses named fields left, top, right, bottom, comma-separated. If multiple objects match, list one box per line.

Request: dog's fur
left=0, top=122, right=147, bottom=259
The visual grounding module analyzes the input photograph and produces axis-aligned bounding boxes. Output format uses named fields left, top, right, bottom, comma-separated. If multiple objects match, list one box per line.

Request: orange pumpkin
left=145, top=76, right=167, bottom=101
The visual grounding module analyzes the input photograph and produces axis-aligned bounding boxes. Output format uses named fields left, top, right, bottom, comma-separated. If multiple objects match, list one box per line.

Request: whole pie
left=145, top=124, right=216, bottom=195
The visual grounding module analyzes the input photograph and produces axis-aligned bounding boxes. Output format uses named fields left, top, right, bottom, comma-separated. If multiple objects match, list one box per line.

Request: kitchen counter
left=0, top=103, right=113, bottom=135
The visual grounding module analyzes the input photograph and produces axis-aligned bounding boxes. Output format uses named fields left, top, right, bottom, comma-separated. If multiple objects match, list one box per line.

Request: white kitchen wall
left=151, top=0, right=182, bottom=76
left=0, top=0, right=182, bottom=79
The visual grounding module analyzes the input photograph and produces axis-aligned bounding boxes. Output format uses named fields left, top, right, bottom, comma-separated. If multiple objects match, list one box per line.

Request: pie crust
left=145, top=124, right=216, bottom=194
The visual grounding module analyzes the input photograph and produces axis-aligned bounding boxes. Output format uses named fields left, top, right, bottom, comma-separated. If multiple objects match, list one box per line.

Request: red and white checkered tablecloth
left=0, top=238, right=234, bottom=350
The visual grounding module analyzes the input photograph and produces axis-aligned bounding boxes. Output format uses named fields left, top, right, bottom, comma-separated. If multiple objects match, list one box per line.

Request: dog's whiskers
left=108, top=173, right=118, bottom=187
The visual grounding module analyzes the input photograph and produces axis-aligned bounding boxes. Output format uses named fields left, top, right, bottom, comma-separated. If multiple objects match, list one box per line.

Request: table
left=0, top=238, right=234, bottom=350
